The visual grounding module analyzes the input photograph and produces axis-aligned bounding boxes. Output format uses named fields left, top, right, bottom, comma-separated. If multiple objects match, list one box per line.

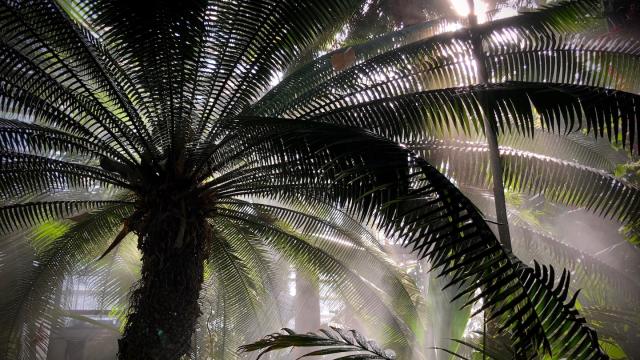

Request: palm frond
left=243, top=257, right=606, bottom=359
left=198, top=118, right=415, bottom=224
left=1, top=0, right=151, bottom=140
left=0, top=200, right=130, bottom=235
left=511, top=223, right=640, bottom=310
left=433, top=126, right=627, bottom=173
left=488, top=261, right=603, bottom=358
left=496, top=130, right=627, bottom=173
left=252, top=15, right=467, bottom=116
left=210, top=118, right=607, bottom=357
left=240, top=327, right=396, bottom=360
left=439, top=334, right=515, bottom=360
left=412, top=140, right=640, bottom=225
left=214, top=207, right=418, bottom=354
left=216, top=197, right=425, bottom=338
left=250, top=0, right=609, bottom=120
left=0, top=84, right=129, bottom=158
left=91, top=236, right=140, bottom=318
left=198, top=117, right=607, bottom=358
left=580, top=306, right=640, bottom=359
left=0, top=120, right=131, bottom=168
left=477, top=0, right=606, bottom=36
left=0, top=2, right=144, bottom=160
left=61, top=0, right=366, bottom=148
left=205, top=220, right=284, bottom=356
left=310, top=83, right=640, bottom=154
left=386, top=159, right=606, bottom=358
left=0, top=229, right=36, bottom=357
left=485, top=33, right=640, bottom=94
left=0, top=151, right=130, bottom=200
left=0, top=0, right=627, bottom=358
left=0, top=203, right=131, bottom=359
left=461, top=185, right=639, bottom=311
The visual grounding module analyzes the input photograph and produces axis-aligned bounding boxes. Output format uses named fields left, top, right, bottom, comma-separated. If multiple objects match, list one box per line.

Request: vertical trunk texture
left=118, top=212, right=208, bottom=360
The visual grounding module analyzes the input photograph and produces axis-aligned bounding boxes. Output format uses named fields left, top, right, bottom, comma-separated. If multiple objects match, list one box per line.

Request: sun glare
left=450, top=0, right=471, bottom=17
left=450, top=0, right=489, bottom=22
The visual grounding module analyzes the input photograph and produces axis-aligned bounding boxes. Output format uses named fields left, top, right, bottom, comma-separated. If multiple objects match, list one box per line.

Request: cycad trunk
left=118, top=209, right=208, bottom=360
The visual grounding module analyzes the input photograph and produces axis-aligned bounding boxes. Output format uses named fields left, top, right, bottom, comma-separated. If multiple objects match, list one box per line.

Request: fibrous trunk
left=118, top=209, right=208, bottom=359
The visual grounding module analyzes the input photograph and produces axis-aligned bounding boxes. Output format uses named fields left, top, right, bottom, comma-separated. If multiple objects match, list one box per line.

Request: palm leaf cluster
left=1, top=0, right=638, bottom=359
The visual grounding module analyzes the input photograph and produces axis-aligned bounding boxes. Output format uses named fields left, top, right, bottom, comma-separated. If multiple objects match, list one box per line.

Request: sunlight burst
left=450, top=0, right=489, bottom=22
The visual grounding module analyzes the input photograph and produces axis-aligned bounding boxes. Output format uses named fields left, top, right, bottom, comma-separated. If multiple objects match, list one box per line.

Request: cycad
left=1, top=0, right=637, bottom=359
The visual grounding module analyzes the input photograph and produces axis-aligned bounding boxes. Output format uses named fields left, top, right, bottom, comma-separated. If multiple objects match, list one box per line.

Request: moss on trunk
left=118, top=206, right=208, bottom=359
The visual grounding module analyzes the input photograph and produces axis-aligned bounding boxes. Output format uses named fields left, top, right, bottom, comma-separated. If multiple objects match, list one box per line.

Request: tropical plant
left=241, top=0, right=640, bottom=358
left=240, top=327, right=397, bottom=360
left=1, top=0, right=638, bottom=359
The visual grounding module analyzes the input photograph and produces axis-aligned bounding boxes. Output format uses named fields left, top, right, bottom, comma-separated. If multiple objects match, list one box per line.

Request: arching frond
left=205, top=220, right=284, bottom=358
left=250, top=0, right=609, bottom=120
left=91, top=236, right=140, bottom=317
left=581, top=306, right=640, bottom=359
left=0, top=118, right=129, bottom=163
left=214, top=206, right=418, bottom=355
left=0, top=151, right=130, bottom=200
left=0, top=203, right=132, bottom=359
left=309, top=83, right=640, bottom=155
left=0, top=1, right=152, bottom=152
left=412, top=140, right=640, bottom=225
left=0, top=32, right=141, bottom=161
left=0, top=200, right=130, bottom=235
left=430, top=126, right=627, bottom=173
left=198, top=118, right=414, bottom=224
left=253, top=15, right=467, bottom=116
left=461, top=186, right=639, bottom=311
left=495, top=130, right=627, bottom=173
left=198, top=117, right=607, bottom=357
left=512, top=223, right=640, bottom=310
left=240, top=327, right=396, bottom=360
left=0, top=85, right=130, bottom=160
left=387, top=160, right=606, bottom=358
left=216, top=197, right=424, bottom=339
left=61, top=0, right=366, bottom=149
left=485, top=33, right=640, bottom=94
left=477, top=0, right=605, bottom=36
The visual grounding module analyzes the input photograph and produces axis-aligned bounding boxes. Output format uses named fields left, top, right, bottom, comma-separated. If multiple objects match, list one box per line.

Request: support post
left=466, top=0, right=512, bottom=250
